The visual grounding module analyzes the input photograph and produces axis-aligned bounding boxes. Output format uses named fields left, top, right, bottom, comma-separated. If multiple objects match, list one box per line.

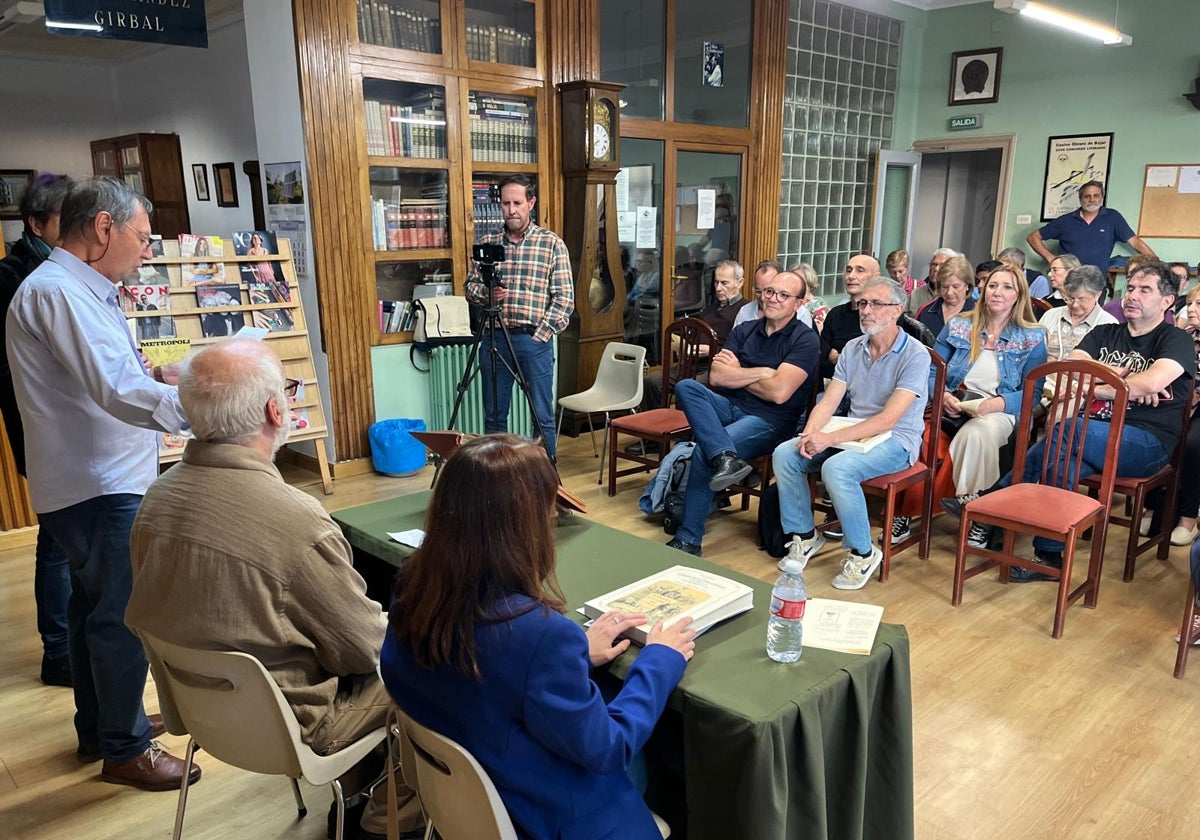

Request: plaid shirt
left=466, top=223, right=574, bottom=341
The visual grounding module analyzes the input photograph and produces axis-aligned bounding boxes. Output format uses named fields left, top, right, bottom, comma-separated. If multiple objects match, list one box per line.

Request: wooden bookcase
left=91, top=133, right=191, bottom=240
left=130, top=238, right=334, bottom=493
left=349, top=0, right=549, bottom=345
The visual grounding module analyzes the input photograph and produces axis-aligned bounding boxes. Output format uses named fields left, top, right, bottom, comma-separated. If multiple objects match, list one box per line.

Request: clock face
left=591, top=123, right=611, bottom=159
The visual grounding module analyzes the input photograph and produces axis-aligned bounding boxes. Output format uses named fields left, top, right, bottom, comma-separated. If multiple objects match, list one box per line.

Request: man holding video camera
left=466, top=174, right=574, bottom=460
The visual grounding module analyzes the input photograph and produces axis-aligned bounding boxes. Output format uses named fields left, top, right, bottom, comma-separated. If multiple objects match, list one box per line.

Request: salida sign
left=43, top=0, right=208, bottom=48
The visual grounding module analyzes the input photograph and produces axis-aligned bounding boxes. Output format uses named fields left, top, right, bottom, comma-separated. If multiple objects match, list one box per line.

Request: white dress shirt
left=6, top=248, right=188, bottom=513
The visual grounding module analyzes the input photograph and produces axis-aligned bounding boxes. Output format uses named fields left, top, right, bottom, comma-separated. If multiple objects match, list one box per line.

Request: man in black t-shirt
left=1005, top=261, right=1195, bottom=580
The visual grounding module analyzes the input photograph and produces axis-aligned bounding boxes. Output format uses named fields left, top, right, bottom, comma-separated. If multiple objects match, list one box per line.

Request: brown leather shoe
left=77, top=714, right=168, bottom=763
left=100, top=742, right=201, bottom=791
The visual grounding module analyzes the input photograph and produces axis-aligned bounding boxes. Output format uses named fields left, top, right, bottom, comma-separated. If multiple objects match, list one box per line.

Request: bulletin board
left=1138, top=163, right=1200, bottom=238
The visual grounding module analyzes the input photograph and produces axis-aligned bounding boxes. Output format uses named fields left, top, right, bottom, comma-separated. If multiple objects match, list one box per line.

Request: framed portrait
left=948, top=47, right=1002, bottom=107
left=0, top=170, right=36, bottom=220
left=214, top=162, right=238, bottom=208
left=192, top=164, right=210, bottom=202
left=1040, top=133, right=1114, bottom=221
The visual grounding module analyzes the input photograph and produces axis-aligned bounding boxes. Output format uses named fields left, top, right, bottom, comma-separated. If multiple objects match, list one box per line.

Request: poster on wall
left=1040, top=133, right=1113, bottom=221
left=43, top=0, right=208, bottom=48
left=265, top=162, right=308, bottom=279
left=703, top=42, right=724, bottom=87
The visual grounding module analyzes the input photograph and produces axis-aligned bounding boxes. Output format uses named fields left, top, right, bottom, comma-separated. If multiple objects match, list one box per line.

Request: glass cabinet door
left=464, top=0, right=535, bottom=67
left=363, top=80, right=448, bottom=161
left=368, top=168, right=450, bottom=252
left=619, top=139, right=664, bottom=364
left=356, top=0, right=443, bottom=54
left=467, top=90, right=537, bottom=165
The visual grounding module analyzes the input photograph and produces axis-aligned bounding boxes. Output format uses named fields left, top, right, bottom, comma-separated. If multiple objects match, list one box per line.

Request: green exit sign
left=949, top=115, right=983, bottom=131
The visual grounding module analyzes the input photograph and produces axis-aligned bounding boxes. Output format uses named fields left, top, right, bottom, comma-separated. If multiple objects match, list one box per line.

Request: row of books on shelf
left=365, top=99, right=448, bottom=159
left=379, top=299, right=418, bottom=333
left=121, top=280, right=296, bottom=340
left=372, top=200, right=449, bottom=251
left=465, top=23, right=534, bottom=66
left=357, top=0, right=440, bottom=53
left=469, top=113, right=536, bottom=164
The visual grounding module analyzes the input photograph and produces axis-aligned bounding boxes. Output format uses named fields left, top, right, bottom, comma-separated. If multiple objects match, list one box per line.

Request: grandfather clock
left=557, top=79, right=627, bottom=403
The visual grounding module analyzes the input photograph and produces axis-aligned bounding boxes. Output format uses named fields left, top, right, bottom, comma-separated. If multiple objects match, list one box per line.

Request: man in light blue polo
left=1027, top=180, right=1155, bottom=278
left=771, top=276, right=929, bottom=590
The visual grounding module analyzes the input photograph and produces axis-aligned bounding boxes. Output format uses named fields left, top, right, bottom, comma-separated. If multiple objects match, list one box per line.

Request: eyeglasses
left=854, top=299, right=899, bottom=311
left=761, top=288, right=798, bottom=301
left=1048, top=265, right=1068, bottom=274
left=284, top=378, right=302, bottom=398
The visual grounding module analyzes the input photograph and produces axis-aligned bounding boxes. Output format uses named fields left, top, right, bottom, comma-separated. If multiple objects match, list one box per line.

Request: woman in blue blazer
left=382, top=435, right=696, bottom=840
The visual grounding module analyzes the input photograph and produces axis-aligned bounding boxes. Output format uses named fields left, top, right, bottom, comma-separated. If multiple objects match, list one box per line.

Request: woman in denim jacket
left=934, top=263, right=1046, bottom=540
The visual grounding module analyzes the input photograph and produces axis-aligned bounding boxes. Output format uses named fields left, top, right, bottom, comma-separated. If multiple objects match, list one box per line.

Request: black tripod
left=436, top=258, right=554, bottom=484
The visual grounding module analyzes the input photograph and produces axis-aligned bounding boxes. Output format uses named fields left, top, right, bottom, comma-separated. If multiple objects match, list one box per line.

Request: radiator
left=429, top=344, right=535, bottom=437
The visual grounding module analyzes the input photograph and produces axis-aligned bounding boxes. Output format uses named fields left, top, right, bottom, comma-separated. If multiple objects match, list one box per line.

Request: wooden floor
left=1, top=434, right=1198, bottom=839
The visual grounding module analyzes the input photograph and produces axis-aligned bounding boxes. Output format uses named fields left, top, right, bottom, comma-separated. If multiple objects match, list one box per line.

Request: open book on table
left=582, top=565, right=754, bottom=644
left=802, top=598, right=884, bottom=655
left=820, top=416, right=892, bottom=453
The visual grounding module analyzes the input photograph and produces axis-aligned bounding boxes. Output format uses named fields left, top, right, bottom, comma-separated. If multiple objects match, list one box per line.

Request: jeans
left=673, top=379, right=781, bottom=546
left=772, top=436, right=912, bottom=555
left=40, top=494, right=153, bottom=763
left=481, top=333, right=556, bottom=460
left=1007, top=419, right=1169, bottom=555
left=34, top=517, right=71, bottom=660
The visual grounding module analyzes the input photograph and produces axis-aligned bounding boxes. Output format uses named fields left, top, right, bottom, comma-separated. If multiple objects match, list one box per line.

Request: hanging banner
left=43, top=0, right=209, bottom=48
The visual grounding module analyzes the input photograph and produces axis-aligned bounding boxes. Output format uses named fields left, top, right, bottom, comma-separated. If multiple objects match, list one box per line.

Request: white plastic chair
left=139, top=633, right=387, bottom=840
left=395, top=709, right=669, bottom=839
left=555, top=342, right=646, bottom=484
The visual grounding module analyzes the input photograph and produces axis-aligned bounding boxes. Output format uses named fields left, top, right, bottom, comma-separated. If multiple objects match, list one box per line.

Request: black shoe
left=624, top=440, right=660, bottom=457
left=940, top=492, right=980, bottom=519
left=665, top=537, right=702, bottom=556
left=707, top=452, right=752, bottom=491
left=40, top=653, right=72, bottom=687
left=821, top=515, right=844, bottom=540
left=1009, top=551, right=1063, bottom=584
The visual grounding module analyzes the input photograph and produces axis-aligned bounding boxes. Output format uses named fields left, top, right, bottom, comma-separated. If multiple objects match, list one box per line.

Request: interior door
left=870, top=150, right=921, bottom=262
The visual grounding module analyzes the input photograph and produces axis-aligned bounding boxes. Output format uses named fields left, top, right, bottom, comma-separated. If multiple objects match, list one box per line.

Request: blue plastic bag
left=369, top=418, right=427, bottom=477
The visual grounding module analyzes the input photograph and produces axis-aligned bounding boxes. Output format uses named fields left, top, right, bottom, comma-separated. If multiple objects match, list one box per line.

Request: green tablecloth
left=334, top=494, right=914, bottom=840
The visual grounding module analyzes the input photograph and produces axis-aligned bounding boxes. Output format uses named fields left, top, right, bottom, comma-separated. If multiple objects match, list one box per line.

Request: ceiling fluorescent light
left=994, top=0, right=1132, bottom=46
left=45, top=20, right=103, bottom=31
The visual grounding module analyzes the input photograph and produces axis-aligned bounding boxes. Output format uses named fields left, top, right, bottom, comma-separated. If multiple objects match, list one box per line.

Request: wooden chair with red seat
left=1081, top=378, right=1194, bottom=581
left=607, top=317, right=720, bottom=496
left=804, top=347, right=946, bottom=581
left=952, top=359, right=1130, bottom=639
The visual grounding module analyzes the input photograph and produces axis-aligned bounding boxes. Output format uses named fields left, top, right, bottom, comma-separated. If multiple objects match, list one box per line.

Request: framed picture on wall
left=948, top=47, right=1002, bottom=106
left=192, top=164, right=210, bottom=201
left=0, top=170, right=35, bottom=220
left=214, top=162, right=238, bottom=208
left=1040, top=133, right=1114, bottom=221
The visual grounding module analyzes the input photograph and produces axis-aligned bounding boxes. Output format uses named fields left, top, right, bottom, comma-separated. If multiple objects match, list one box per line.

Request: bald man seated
left=125, top=340, right=424, bottom=839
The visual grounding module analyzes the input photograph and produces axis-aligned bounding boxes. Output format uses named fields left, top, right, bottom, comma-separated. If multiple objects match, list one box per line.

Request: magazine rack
left=130, top=237, right=333, bottom=494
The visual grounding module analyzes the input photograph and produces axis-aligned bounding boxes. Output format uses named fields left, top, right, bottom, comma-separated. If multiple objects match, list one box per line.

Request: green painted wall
left=910, top=0, right=1200, bottom=266
left=372, top=344, right=432, bottom=425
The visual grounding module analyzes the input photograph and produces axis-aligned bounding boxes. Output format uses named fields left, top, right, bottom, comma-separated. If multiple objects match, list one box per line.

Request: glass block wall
left=778, top=0, right=902, bottom=297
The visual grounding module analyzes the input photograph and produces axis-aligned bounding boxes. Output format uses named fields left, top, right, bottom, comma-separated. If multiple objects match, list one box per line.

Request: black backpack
left=757, top=484, right=788, bottom=558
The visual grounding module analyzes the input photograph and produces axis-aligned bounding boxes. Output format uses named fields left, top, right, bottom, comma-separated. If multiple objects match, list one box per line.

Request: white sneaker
left=1139, top=512, right=1153, bottom=537
left=831, top=545, right=884, bottom=590
left=780, top=531, right=826, bottom=571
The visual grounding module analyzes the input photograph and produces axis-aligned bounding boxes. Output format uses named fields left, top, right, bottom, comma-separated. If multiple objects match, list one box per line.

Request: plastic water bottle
left=766, top=559, right=806, bottom=663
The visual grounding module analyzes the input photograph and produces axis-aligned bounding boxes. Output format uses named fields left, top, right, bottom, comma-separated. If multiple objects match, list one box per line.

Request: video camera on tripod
left=472, top=243, right=506, bottom=288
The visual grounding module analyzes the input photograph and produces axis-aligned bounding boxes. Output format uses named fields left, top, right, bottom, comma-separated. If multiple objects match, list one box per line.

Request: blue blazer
left=381, top=595, right=687, bottom=840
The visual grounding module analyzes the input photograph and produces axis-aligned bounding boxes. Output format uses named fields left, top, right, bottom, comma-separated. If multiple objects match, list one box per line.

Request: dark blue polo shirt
left=716, top=317, right=819, bottom=435
left=1038, top=206, right=1136, bottom=277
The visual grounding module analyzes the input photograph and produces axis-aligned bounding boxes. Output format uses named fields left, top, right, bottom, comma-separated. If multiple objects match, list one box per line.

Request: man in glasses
left=905, top=247, right=959, bottom=316
left=772, top=277, right=929, bottom=590
left=6, top=177, right=196, bottom=790
left=666, top=271, right=818, bottom=556
left=732, top=258, right=813, bottom=329
left=126, top=339, right=425, bottom=838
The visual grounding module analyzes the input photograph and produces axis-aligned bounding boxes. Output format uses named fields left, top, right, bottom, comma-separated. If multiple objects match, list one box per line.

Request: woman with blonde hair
left=933, top=262, right=1046, bottom=547
left=382, top=435, right=695, bottom=839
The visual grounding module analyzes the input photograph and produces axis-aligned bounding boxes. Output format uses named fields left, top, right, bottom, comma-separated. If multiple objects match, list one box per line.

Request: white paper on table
left=696, top=189, right=717, bottom=228
left=617, top=211, right=637, bottom=243
left=1178, top=167, right=1200, bottom=194
left=387, top=529, right=425, bottom=548
left=635, top=206, right=657, bottom=249
left=615, top=168, right=630, bottom=212
left=1145, top=166, right=1178, bottom=188
left=802, top=598, right=884, bottom=655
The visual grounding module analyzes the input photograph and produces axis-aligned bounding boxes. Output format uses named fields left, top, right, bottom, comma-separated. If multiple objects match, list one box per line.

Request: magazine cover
left=249, top=282, right=294, bottom=332
left=119, top=284, right=176, bottom=341
left=195, top=284, right=245, bottom=337
left=179, top=234, right=226, bottom=285
left=233, top=230, right=289, bottom=301
left=140, top=338, right=191, bottom=368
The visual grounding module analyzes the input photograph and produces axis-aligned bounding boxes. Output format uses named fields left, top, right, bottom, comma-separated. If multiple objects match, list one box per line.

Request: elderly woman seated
left=1038, top=265, right=1117, bottom=360
left=915, top=256, right=976, bottom=337
left=1042, top=253, right=1081, bottom=307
